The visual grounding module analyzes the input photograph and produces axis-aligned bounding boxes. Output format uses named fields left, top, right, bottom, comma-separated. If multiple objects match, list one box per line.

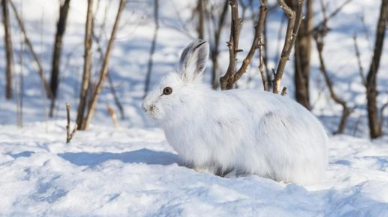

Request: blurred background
left=0, top=0, right=387, bottom=139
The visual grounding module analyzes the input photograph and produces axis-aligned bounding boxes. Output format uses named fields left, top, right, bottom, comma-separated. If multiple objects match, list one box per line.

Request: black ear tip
left=193, top=40, right=208, bottom=50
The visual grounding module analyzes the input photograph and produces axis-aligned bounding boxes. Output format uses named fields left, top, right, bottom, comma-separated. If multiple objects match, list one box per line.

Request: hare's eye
left=163, top=87, right=173, bottom=95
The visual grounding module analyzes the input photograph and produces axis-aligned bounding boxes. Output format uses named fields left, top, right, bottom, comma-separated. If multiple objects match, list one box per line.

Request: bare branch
left=220, top=0, right=268, bottom=90
left=258, top=33, right=268, bottom=91
left=274, top=15, right=286, bottom=71
left=273, top=0, right=304, bottom=94
left=314, top=33, right=352, bottom=134
left=234, top=0, right=268, bottom=84
left=220, top=0, right=240, bottom=90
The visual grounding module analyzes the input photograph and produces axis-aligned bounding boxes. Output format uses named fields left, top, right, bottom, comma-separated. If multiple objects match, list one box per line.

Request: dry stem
left=82, top=0, right=126, bottom=130
left=66, top=103, right=77, bottom=143
left=106, top=104, right=118, bottom=128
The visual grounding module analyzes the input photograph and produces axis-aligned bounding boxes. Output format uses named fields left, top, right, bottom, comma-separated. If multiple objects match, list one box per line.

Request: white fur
left=143, top=40, right=328, bottom=185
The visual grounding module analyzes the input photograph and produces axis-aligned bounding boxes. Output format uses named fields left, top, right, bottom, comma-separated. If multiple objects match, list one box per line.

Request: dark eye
left=163, top=87, right=173, bottom=95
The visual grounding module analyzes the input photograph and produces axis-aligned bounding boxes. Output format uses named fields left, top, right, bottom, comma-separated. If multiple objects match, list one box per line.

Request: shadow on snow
left=57, top=148, right=181, bottom=167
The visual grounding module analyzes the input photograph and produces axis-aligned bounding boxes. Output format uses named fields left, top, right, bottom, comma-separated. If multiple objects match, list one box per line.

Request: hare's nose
left=142, top=101, right=155, bottom=112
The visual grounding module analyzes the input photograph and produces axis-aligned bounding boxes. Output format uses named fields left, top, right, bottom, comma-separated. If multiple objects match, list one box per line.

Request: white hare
left=142, top=40, right=328, bottom=185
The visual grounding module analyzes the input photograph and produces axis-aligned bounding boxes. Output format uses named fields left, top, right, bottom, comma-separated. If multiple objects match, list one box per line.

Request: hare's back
left=224, top=89, right=328, bottom=146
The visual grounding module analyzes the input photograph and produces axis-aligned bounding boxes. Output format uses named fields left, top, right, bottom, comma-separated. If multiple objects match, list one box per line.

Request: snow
left=0, top=123, right=388, bottom=216
left=0, top=0, right=388, bottom=216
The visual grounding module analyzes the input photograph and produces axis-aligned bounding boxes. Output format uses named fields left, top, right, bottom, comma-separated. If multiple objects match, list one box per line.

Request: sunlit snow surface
left=0, top=123, right=387, bottom=217
left=0, top=0, right=388, bottom=216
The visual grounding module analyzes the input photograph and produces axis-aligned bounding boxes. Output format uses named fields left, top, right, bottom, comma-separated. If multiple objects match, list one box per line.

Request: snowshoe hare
left=143, top=40, right=328, bottom=185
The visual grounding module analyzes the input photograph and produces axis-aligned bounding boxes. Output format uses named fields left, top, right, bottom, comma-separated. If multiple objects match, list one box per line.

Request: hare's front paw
left=193, top=167, right=213, bottom=174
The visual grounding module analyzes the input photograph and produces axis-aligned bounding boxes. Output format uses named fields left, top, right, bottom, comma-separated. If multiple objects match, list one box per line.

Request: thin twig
left=144, top=0, right=159, bottom=98
left=380, top=101, right=388, bottom=129
left=106, top=104, right=118, bottom=128
left=8, top=0, right=53, bottom=99
left=359, top=12, right=372, bottom=50
left=17, top=17, right=24, bottom=128
left=353, top=32, right=366, bottom=86
left=274, top=14, right=285, bottom=71
left=310, top=0, right=353, bottom=35
left=352, top=112, right=362, bottom=136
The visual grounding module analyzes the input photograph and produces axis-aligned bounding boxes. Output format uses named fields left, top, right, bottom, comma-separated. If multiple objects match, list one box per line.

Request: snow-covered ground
left=1, top=0, right=388, bottom=216
left=0, top=122, right=388, bottom=216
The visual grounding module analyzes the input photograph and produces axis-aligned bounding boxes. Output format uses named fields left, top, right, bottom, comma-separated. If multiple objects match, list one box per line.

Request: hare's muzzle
left=142, top=102, right=155, bottom=113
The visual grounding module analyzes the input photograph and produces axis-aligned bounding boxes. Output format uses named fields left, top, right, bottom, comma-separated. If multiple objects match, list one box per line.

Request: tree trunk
left=196, top=0, right=205, bottom=40
left=49, top=0, right=71, bottom=116
left=76, top=0, right=94, bottom=129
left=2, top=0, right=13, bottom=99
left=366, top=0, right=388, bottom=138
left=294, top=0, right=312, bottom=110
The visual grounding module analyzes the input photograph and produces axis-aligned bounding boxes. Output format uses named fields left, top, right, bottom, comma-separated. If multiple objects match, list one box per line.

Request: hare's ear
left=179, top=40, right=209, bottom=82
